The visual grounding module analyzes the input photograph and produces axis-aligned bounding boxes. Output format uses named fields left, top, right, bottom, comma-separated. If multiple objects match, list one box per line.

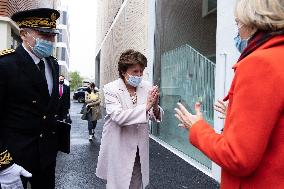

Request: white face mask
left=126, top=73, right=142, bottom=87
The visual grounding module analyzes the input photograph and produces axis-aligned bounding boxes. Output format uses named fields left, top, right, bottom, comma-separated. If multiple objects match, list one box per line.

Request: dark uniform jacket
left=58, top=84, right=70, bottom=120
left=0, top=45, right=60, bottom=172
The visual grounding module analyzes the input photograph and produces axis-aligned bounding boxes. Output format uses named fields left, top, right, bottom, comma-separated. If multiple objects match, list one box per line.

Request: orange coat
left=190, top=35, right=284, bottom=189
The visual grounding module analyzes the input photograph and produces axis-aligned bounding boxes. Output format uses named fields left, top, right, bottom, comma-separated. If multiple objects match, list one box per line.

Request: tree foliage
left=69, top=71, right=83, bottom=91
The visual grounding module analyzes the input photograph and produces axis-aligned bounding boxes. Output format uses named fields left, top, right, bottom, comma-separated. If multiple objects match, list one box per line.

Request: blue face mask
left=27, top=33, right=54, bottom=59
left=32, top=38, right=54, bottom=59
left=127, top=73, right=142, bottom=87
left=234, top=33, right=248, bottom=53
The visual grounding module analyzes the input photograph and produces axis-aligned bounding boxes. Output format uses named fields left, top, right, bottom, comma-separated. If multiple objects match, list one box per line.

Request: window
left=57, top=29, right=63, bottom=42
left=62, top=11, right=67, bottom=25
left=202, top=0, right=217, bottom=17
left=56, top=47, right=60, bottom=58
left=61, top=47, right=66, bottom=61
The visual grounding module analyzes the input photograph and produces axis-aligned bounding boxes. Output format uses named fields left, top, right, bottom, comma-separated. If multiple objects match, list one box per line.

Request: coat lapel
left=118, top=78, right=134, bottom=109
left=15, top=45, right=50, bottom=99
left=45, top=57, right=59, bottom=113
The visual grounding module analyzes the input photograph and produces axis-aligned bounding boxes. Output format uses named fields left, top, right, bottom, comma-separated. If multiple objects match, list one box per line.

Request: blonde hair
left=235, top=0, right=284, bottom=31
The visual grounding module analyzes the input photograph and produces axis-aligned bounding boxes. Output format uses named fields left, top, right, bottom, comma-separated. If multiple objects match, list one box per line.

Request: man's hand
left=0, top=164, right=32, bottom=189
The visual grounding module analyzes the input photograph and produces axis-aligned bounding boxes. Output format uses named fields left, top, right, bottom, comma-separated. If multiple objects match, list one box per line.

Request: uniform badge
left=51, top=13, right=57, bottom=22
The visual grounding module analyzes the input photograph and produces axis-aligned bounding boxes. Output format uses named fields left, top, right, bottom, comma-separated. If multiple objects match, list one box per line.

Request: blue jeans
left=87, top=112, right=97, bottom=135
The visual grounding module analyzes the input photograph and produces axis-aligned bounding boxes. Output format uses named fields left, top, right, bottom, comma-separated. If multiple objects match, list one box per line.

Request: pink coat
left=96, top=78, right=163, bottom=189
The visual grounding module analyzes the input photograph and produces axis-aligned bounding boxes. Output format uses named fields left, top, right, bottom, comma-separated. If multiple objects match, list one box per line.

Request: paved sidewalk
left=55, top=101, right=219, bottom=189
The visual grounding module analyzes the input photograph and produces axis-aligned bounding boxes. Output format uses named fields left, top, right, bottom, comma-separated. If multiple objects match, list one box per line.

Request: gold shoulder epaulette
left=0, top=49, right=15, bottom=57
left=0, top=150, right=13, bottom=168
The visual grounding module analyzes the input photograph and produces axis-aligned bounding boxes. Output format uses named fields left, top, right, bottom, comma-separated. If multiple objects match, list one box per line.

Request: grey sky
left=68, top=0, right=97, bottom=79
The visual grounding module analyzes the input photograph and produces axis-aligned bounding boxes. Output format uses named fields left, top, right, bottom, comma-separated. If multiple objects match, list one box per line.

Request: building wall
left=56, top=0, right=70, bottom=80
left=96, top=0, right=148, bottom=87
left=0, top=0, right=59, bottom=50
left=96, top=0, right=122, bottom=53
left=155, top=0, right=216, bottom=57
left=0, top=0, right=56, bottom=17
left=0, top=0, right=35, bottom=17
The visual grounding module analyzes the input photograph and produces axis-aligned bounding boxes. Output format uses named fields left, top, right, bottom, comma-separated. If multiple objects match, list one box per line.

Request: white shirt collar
left=22, top=43, right=40, bottom=64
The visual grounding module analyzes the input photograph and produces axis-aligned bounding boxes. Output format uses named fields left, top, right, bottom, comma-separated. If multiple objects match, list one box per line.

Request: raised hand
left=175, top=102, right=203, bottom=129
left=146, top=86, right=159, bottom=111
left=214, top=100, right=228, bottom=119
left=152, top=86, right=160, bottom=108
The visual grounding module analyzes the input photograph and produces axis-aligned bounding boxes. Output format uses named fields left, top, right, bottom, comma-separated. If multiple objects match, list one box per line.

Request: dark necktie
left=38, top=59, right=46, bottom=81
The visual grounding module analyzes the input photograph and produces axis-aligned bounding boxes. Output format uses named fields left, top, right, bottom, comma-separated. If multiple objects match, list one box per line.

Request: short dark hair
left=118, top=49, right=147, bottom=79
left=89, top=82, right=95, bottom=89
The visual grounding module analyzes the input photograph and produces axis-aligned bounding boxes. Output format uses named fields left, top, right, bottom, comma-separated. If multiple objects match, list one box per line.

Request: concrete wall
left=0, top=0, right=57, bottom=17
left=96, top=0, right=149, bottom=87
left=96, top=0, right=123, bottom=53
left=212, top=0, right=239, bottom=181
left=215, top=0, right=238, bottom=131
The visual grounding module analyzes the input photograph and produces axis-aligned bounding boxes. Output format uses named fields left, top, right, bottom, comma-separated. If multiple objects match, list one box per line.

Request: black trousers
left=21, top=162, right=56, bottom=189
left=58, top=112, right=67, bottom=121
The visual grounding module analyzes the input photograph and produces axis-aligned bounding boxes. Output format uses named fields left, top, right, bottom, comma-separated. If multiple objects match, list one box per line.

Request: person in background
left=175, top=0, right=284, bottom=188
left=96, top=49, right=163, bottom=189
left=58, top=75, right=71, bottom=122
left=85, top=82, right=101, bottom=141
left=0, top=8, right=61, bottom=189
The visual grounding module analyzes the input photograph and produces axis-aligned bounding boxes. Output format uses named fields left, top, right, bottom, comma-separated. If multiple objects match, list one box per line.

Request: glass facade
left=152, top=45, right=215, bottom=168
left=152, top=0, right=217, bottom=170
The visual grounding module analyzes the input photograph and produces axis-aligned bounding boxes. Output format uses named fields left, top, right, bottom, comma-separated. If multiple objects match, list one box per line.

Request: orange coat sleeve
left=190, top=54, right=284, bottom=177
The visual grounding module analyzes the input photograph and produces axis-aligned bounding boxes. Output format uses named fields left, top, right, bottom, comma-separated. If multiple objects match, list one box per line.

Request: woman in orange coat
left=175, top=0, right=284, bottom=188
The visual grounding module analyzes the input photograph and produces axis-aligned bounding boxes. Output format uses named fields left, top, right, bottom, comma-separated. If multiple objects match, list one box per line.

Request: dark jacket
left=58, top=84, right=70, bottom=120
left=0, top=45, right=60, bottom=172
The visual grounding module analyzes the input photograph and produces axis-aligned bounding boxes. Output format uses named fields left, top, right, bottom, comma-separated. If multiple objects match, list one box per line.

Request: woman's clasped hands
left=146, top=86, right=160, bottom=112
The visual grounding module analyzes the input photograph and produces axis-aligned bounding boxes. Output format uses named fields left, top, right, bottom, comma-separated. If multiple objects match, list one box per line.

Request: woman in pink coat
left=96, top=49, right=163, bottom=189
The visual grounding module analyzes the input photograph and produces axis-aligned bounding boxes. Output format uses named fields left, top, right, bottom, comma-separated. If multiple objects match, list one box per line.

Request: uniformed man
left=0, top=8, right=61, bottom=189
